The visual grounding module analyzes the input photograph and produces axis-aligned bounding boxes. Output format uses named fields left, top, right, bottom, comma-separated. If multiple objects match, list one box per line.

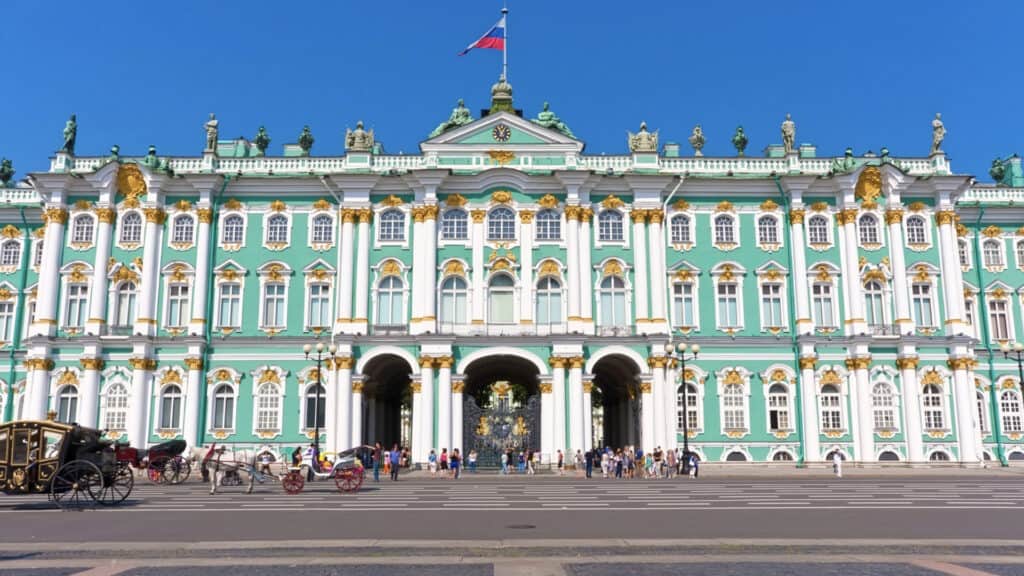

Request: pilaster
left=418, top=355, right=435, bottom=458
left=452, top=377, right=464, bottom=455
left=797, top=353, right=820, bottom=461
left=78, top=357, right=105, bottom=428
left=134, top=206, right=166, bottom=337
left=649, top=355, right=667, bottom=450
left=549, top=356, right=568, bottom=454
left=567, top=355, right=584, bottom=456
left=631, top=209, right=649, bottom=324
left=470, top=209, right=486, bottom=325
left=519, top=210, right=534, bottom=325
left=640, top=377, right=654, bottom=452
left=23, top=356, right=55, bottom=421
left=127, top=355, right=157, bottom=446
left=336, top=356, right=354, bottom=453
left=337, top=209, right=356, bottom=325
left=183, top=356, right=203, bottom=448
left=188, top=206, right=213, bottom=335
left=85, top=207, right=115, bottom=335
left=565, top=206, right=582, bottom=330
left=647, top=209, right=667, bottom=329
left=539, top=377, right=554, bottom=463
left=577, top=207, right=594, bottom=333
left=895, top=353, right=924, bottom=462
left=352, top=209, right=372, bottom=328
left=846, top=354, right=873, bottom=461
left=33, top=206, right=67, bottom=337
left=435, top=355, right=453, bottom=452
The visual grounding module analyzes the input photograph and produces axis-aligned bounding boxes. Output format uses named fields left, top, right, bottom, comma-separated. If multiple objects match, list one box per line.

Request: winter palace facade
left=2, top=84, right=1024, bottom=466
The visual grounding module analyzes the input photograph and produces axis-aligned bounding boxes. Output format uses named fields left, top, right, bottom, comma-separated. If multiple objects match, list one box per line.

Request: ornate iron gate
left=463, top=383, right=540, bottom=468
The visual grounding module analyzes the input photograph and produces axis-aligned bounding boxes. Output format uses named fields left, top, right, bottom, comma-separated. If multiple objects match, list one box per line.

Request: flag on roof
left=458, top=15, right=506, bottom=56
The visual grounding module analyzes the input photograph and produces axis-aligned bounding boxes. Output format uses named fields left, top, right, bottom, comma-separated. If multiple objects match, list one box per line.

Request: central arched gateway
left=589, top=354, right=643, bottom=450
left=359, top=353, right=417, bottom=451
left=461, top=354, right=541, bottom=467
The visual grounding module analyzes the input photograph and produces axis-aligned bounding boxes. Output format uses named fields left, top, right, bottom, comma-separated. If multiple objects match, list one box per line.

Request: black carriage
left=0, top=420, right=134, bottom=509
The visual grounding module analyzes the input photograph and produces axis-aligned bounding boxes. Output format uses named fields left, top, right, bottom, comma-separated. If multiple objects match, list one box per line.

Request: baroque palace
left=1, top=79, right=1023, bottom=466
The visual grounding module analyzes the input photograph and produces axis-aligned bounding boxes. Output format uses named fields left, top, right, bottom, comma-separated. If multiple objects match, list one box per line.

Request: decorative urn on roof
left=490, top=75, right=514, bottom=114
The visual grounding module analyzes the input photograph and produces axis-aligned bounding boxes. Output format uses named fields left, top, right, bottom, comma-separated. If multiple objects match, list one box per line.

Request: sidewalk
left=395, top=464, right=1024, bottom=479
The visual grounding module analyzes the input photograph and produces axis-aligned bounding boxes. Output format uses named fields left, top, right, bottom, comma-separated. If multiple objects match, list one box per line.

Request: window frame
left=534, top=275, right=563, bottom=326
left=806, top=214, right=831, bottom=248
left=1000, top=388, right=1023, bottom=434
left=117, top=210, right=144, bottom=248
left=169, top=213, right=196, bottom=249
left=670, top=279, right=698, bottom=330
left=487, top=207, right=517, bottom=241
left=487, top=273, right=517, bottom=325
left=264, top=213, right=291, bottom=248
left=904, top=214, right=930, bottom=247
left=209, top=382, right=237, bottom=433
left=819, top=383, right=845, bottom=433
left=857, top=213, right=881, bottom=247
left=756, top=214, right=781, bottom=249
left=871, top=381, right=899, bottom=433
left=440, top=209, right=469, bottom=242
left=215, top=281, right=243, bottom=329
left=374, top=274, right=406, bottom=327
left=759, top=281, right=785, bottom=331
left=301, top=383, right=327, bottom=431
left=712, top=214, right=738, bottom=248
left=377, top=208, right=407, bottom=244
left=69, top=214, right=95, bottom=249
left=220, top=213, right=246, bottom=247
left=534, top=209, right=562, bottom=242
left=309, top=212, right=335, bottom=248
left=158, top=384, right=183, bottom=431
left=54, top=384, right=78, bottom=424
left=597, top=209, right=625, bottom=243
left=765, top=381, right=793, bottom=433
left=597, top=273, right=630, bottom=328
left=983, top=238, right=1005, bottom=270
left=110, top=280, right=138, bottom=329
left=305, top=281, right=332, bottom=331
left=676, top=380, right=703, bottom=433
left=253, top=382, right=283, bottom=434
left=100, top=380, right=130, bottom=433
left=921, top=383, right=947, bottom=431
left=719, top=381, right=749, bottom=434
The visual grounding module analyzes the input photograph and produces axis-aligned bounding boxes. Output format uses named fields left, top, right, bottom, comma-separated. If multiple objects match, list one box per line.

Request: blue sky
left=0, top=1, right=1013, bottom=182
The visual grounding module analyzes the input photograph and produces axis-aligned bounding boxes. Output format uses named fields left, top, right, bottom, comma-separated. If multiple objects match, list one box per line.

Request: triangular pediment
left=421, top=112, right=583, bottom=153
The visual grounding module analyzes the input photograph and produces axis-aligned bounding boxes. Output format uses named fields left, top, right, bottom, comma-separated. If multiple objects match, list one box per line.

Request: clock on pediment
left=492, top=123, right=511, bottom=143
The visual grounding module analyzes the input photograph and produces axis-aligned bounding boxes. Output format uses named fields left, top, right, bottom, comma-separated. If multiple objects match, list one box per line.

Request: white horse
left=192, top=444, right=258, bottom=495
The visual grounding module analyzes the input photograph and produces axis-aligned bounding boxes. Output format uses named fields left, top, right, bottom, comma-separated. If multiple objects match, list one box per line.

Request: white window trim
left=594, top=259, right=632, bottom=330
left=219, top=210, right=247, bottom=252
left=251, top=378, right=285, bottom=438
left=870, top=367, right=902, bottom=435
left=760, top=368, right=796, bottom=435
left=908, top=266, right=941, bottom=331
left=715, top=367, right=752, bottom=437
left=533, top=209, right=565, bottom=246
left=68, top=212, right=96, bottom=251
left=903, top=212, right=933, bottom=252
left=997, top=382, right=1023, bottom=435
left=918, top=367, right=953, bottom=434
left=755, top=212, right=784, bottom=253
left=805, top=212, right=834, bottom=251
left=98, top=369, right=132, bottom=435
left=58, top=261, right=94, bottom=331
left=262, top=211, right=292, bottom=251
left=115, top=209, right=144, bottom=251
left=255, top=262, right=292, bottom=333
left=212, top=266, right=246, bottom=332
left=160, top=262, right=195, bottom=331
left=593, top=208, right=630, bottom=249
left=374, top=206, right=410, bottom=249
left=371, top=261, right=410, bottom=327
left=809, top=278, right=840, bottom=332
left=153, top=375, right=186, bottom=434
left=710, top=211, right=740, bottom=251
left=755, top=267, right=789, bottom=333
left=299, top=380, right=328, bottom=434
left=981, top=237, right=1007, bottom=272
left=485, top=206, right=519, bottom=244
left=1014, top=239, right=1024, bottom=272
left=31, top=238, right=43, bottom=272
left=168, top=212, right=196, bottom=251
left=668, top=270, right=701, bottom=333
left=815, top=367, right=850, bottom=436
left=959, top=237, right=973, bottom=271
left=861, top=273, right=892, bottom=329
left=711, top=263, right=746, bottom=332
left=485, top=271, right=521, bottom=326
left=985, top=284, right=1016, bottom=343
left=207, top=380, right=239, bottom=435
left=438, top=208, right=472, bottom=247
left=667, top=210, right=696, bottom=252
left=676, top=369, right=706, bottom=435
left=306, top=210, right=336, bottom=251
left=856, top=210, right=885, bottom=251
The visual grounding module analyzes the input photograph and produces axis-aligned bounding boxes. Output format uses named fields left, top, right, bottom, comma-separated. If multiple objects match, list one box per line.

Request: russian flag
left=458, top=16, right=506, bottom=56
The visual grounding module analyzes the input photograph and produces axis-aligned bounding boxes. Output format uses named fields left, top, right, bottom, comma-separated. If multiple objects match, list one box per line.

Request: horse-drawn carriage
left=0, top=420, right=133, bottom=509
left=281, top=445, right=371, bottom=494
left=114, top=439, right=190, bottom=485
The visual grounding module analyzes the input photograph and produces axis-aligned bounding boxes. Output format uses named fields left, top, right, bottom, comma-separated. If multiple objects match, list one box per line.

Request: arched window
left=488, top=274, right=515, bottom=324
left=159, top=385, right=182, bottom=430
left=864, top=280, right=885, bottom=328
left=714, top=215, right=735, bottom=244
left=222, top=214, right=244, bottom=244
left=767, top=383, right=790, bottom=431
left=311, top=214, right=333, bottom=244
left=0, top=241, right=19, bottom=267
left=757, top=215, right=778, bottom=245
left=820, top=384, right=842, bottom=430
left=102, top=382, right=129, bottom=431
left=441, top=209, right=468, bottom=240
left=959, top=239, right=970, bottom=267
left=983, top=239, right=1003, bottom=267
left=722, top=383, right=746, bottom=430
left=1001, top=389, right=1023, bottom=433
left=255, top=383, right=281, bottom=431
left=55, top=385, right=78, bottom=424
left=113, top=281, right=137, bottom=327
left=922, top=384, right=945, bottom=429
left=598, top=275, right=627, bottom=327
left=439, top=276, right=468, bottom=325
left=211, top=384, right=235, bottom=430
left=535, top=210, right=561, bottom=241
left=72, top=215, right=94, bottom=245
left=725, top=451, right=747, bottom=462
left=262, top=283, right=286, bottom=328
left=978, top=391, right=989, bottom=434
left=172, top=215, right=195, bottom=245
left=858, top=214, right=879, bottom=244
left=598, top=211, right=624, bottom=242
left=670, top=214, right=691, bottom=244
left=64, top=283, right=88, bottom=328
left=905, top=216, right=927, bottom=244
left=772, top=451, right=795, bottom=462
left=376, top=276, right=404, bottom=325
left=379, top=209, right=405, bottom=241
left=536, top=276, right=562, bottom=325
left=119, top=212, right=142, bottom=244
left=807, top=215, right=829, bottom=244
left=878, top=451, right=900, bottom=461
left=488, top=207, right=516, bottom=240
left=266, top=214, right=289, bottom=244
left=872, top=382, right=896, bottom=430
left=676, top=382, right=699, bottom=431
left=1017, top=241, right=1024, bottom=268
left=304, top=384, right=326, bottom=429
left=929, top=451, right=951, bottom=462
left=307, top=283, right=330, bottom=329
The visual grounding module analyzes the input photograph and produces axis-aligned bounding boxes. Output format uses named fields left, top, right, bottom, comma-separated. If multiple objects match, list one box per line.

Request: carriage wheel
left=335, top=468, right=363, bottom=493
left=161, top=456, right=191, bottom=485
left=148, top=456, right=169, bottom=484
left=97, top=463, right=134, bottom=506
left=282, top=471, right=305, bottom=494
left=50, top=460, right=103, bottom=510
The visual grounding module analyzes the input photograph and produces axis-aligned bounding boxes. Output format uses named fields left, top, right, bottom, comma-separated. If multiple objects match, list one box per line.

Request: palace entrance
left=461, top=355, right=541, bottom=468
left=590, top=355, right=643, bottom=450
left=360, top=354, right=416, bottom=450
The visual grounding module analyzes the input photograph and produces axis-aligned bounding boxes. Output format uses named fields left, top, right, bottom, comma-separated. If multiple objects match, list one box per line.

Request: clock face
left=492, top=124, right=511, bottom=142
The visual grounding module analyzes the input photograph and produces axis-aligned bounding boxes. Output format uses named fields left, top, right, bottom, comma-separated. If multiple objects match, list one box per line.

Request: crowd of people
left=553, top=446, right=700, bottom=479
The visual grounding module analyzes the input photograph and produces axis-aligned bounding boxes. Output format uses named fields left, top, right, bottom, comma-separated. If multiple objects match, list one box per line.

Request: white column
left=652, top=357, right=666, bottom=449
left=578, top=208, right=594, bottom=330
left=568, top=357, right=584, bottom=456
left=565, top=208, right=581, bottom=323
left=798, top=356, right=821, bottom=461
left=470, top=210, right=486, bottom=325
left=337, top=209, right=356, bottom=322
left=452, top=378, right=464, bottom=455
left=582, top=379, right=593, bottom=453
left=323, top=366, right=338, bottom=455
left=420, top=206, right=438, bottom=329
left=886, top=208, right=914, bottom=334
left=950, top=357, right=980, bottom=463
left=789, top=209, right=813, bottom=335
left=134, top=208, right=165, bottom=337
left=25, top=359, right=53, bottom=420
left=353, top=209, right=371, bottom=325
left=410, top=209, right=425, bottom=324
left=663, top=364, right=679, bottom=451
left=850, top=357, right=873, bottom=462
left=838, top=209, right=867, bottom=336
left=33, top=207, right=68, bottom=336
left=336, top=358, right=353, bottom=452
left=183, top=357, right=203, bottom=448
left=519, top=210, right=534, bottom=324
left=897, top=355, right=925, bottom=462
left=540, top=379, right=553, bottom=463
left=436, top=356, right=452, bottom=452
left=631, top=210, right=649, bottom=322
left=550, top=358, right=567, bottom=453
left=77, top=358, right=102, bottom=428
left=418, top=357, right=435, bottom=460
left=350, top=380, right=363, bottom=448
left=641, top=378, right=655, bottom=452
left=127, top=358, right=155, bottom=447
left=85, top=208, right=115, bottom=335
left=411, top=381, right=423, bottom=463
left=188, top=207, right=213, bottom=336
left=647, top=211, right=667, bottom=325
left=935, top=210, right=965, bottom=334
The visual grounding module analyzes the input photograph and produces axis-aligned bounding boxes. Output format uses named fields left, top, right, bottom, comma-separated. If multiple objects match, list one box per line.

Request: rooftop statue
left=429, top=99, right=474, bottom=138
left=204, top=113, right=219, bottom=151
left=731, top=126, right=748, bottom=156
left=931, top=113, right=945, bottom=155
left=628, top=122, right=658, bottom=153
left=0, top=158, right=13, bottom=186
left=490, top=75, right=514, bottom=114
left=141, top=145, right=159, bottom=168
left=990, top=158, right=1006, bottom=184
left=346, top=120, right=375, bottom=152
left=108, top=145, right=120, bottom=161
left=831, top=147, right=857, bottom=173
left=298, top=125, right=314, bottom=155
left=254, top=126, right=271, bottom=156
left=688, top=124, right=705, bottom=157
left=781, top=113, right=796, bottom=155
left=531, top=102, right=574, bottom=138
left=61, top=114, right=77, bottom=154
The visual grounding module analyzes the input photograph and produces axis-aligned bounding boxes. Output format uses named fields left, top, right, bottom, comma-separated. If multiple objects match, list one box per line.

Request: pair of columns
left=335, top=208, right=373, bottom=326
left=411, top=355, right=458, bottom=463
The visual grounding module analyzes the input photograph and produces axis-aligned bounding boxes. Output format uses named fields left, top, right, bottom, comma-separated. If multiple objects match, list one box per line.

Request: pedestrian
left=372, top=442, right=382, bottom=482
left=832, top=451, right=843, bottom=478
left=575, top=450, right=584, bottom=476
left=526, top=450, right=535, bottom=475
left=614, top=449, right=623, bottom=479
left=390, top=443, right=400, bottom=481
left=440, top=448, right=449, bottom=477
left=500, top=450, right=508, bottom=475
left=303, top=443, right=317, bottom=481
left=584, top=449, right=594, bottom=479
left=517, top=451, right=525, bottom=473
left=689, top=453, right=699, bottom=479
left=557, top=449, right=564, bottom=476
left=451, top=448, right=461, bottom=479
left=601, top=450, right=610, bottom=478
left=428, top=449, right=438, bottom=477
left=469, top=449, right=478, bottom=473
left=291, top=446, right=302, bottom=467
left=666, top=449, right=676, bottom=479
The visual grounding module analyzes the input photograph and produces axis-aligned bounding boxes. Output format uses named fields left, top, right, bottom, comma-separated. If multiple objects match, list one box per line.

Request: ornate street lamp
left=664, top=341, right=700, bottom=470
left=1001, top=341, right=1024, bottom=393
left=303, top=341, right=337, bottom=468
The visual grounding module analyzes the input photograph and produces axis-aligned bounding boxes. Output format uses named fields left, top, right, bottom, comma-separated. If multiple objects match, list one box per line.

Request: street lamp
left=664, top=341, right=699, bottom=470
left=303, top=341, right=337, bottom=468
left=1001, top=341, right=1024, bottom=391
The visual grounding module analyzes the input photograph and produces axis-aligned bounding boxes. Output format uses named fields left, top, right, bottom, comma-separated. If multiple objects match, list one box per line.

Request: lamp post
left=303, top=342, right=337, bottom=467
left=664, top=341, right=699, bottom=470
left=1002, top=340, right=1024, bottom=397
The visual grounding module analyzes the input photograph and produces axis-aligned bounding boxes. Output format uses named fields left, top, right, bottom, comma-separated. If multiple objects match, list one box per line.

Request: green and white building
left=2, top=80, right=1023, bottom=466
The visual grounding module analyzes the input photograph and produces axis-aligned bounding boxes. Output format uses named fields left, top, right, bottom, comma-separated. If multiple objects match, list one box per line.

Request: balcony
left=868, top=323, right=902, bottom=337
left=596, top=325, right=635, bottom=337
left=104, top=325, right=135, bottom=337
left=369, top=324, right=409, bottom=336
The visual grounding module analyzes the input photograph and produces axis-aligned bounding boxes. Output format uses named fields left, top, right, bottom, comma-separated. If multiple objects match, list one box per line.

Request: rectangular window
left=990, top=299, right=1010, bottom=341
left=263, top=284, right=286, bottom=328
left=812, top=283, right=834, bottom=327
left=0, top=302, right=13, bottom=342
left=821, top=396, right=842, bottom=430
left=166, top=284, right=189, bottom=329
left=717, top=283, right=738, bottom=328
left=673, top=283, right=694, bottom=327
left=912, top=283, right=934, bottom=327
left=218, top=284, right=241, bottom=328
left=308, top=284, right=330, bottom=329
left=64, top=284, right=88, bottom=328
left=768, top=396, right=789, bottom=431
left=761, top=283, right=783, bottom=328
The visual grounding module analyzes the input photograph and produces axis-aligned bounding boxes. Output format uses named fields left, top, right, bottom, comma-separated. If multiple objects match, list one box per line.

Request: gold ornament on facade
left=143, top=208, right=166, bottom=224
left=518, top=210, right=534, bottom=223
left=452, top=381, right=465, bottom=393
left=257, top=368, right=281, bottom=384
left=844, top=357, right=871, bottom=371
left=470, top=209, right=487, bottom=223
left=444, top=193, right=467, bottom=207
left=129, top=358, right=158, bottom=371
left=422, top=205, right=439, bottom=220
left=895, top=357, right=920, bottom=370
left=810, top=202, right=829, bottom=213
left=538, top=260, right=561, bottom=278
left=854, top=166, right=883, bottom=207
left=907, top=201, right=926, bottom=212
left=673, top=269, right=693, bottom=282
left=443, top=260, right=466, bottom=277
left=836, top=209, right=858, bottom=225
left=223, top=198, right=244, bottom=211
left=638, top=382, right=652, bottom=393
left=982, top=225, right=1002, bottom=238
left=72, top=199, right=92, bottom=211
left=491, top=190, right=513, bottom=204
left=883, top=209, right=904, bottom=225
left=311, top=198, right=331, bottom=212
left=160, top=369, right=183, bottom=385
left=722, top=369, right=743, bottom=385
left=760, top=199, right=779, bottom=212
left=411, top=206, right=426, bottom=223
left=991, top=287, right=1008, bottom=299
left=761, top=268, right=782, bottom=281
left=548, top=357, right=567, bottom=369
left=268, top=200, right=287, bottom=213
left=174, top=199, right=192, bottom=212
left=769, top=369, right=787, bottom=382
left=820, top=369, right=842, bottom=385
left=563, top=206, right=581, bottom=221
left=0, top=225, right=18, bottom=240
left=672, top=198, right=690, bottom=212
left=117, top=163, right=147, bottom=202
left=935, top=210, right=956, bottom=226
left=630, top=209, right=648, bottom=224
left=68, top=263, right=88, bottom=283
left=487, top=150, right=515, bottom=165
left=112, top=264, right=139, bottom=284
left=491, top=258, right=511, bottom=271
left=44, top=207, right=69, bottom=225
left=265, top=263, right=286, bottom=281
left=92, top=207, right=115, bottom=224
left=601, top=195, right=624, bottom=209
left=357, top=208, right=372, bottom=223
left=813, top=264, right=832, bottom=282
left=538, top=194, right=559, bottom=209
left=788, top=209, right=805, bottom=224
left=912, top=264, right=930, bottom=283
left=435, top=356, right=454, bottom=369
left=539, top=382, right=552, bottom=394
left=379, top=195, right=404, bottom=207
left=192, top=208, right=211, bottom=224
left=921, top=369, right=944, bottom=385
left=569, top=356, right=585, bottom=369
left=646, top=210, right=662, bottom=224
left=0, top=288, right=12, bottom=301
left=862, top=269, right=886, bottom=285
left=78, top=357, right=105, bottom=371
left=719, top=264, right=736, bottom=281
left=218, top=268, right=241, bottom=281
left=183, top=357, right=203, bottom=371
left=582, top=382, right=594, bottom=394
left=379, top=259, right=402, bottom=277
left=715, top=200, right=735, bottom=213
left=56, top=369, right=78, bottom=386
left=798, top=356, right=817, bottom=370
left=602, top=260, right=623, bottom=277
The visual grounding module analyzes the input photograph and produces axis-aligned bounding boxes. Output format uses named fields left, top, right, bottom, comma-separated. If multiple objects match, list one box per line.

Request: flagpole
left=502, top=4, right=508, bottom=80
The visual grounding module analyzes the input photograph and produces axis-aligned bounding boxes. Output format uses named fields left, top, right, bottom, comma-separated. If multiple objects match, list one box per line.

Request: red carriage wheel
left=335, top=467, right=363, bottom=493
left=282, top=471, right=305, bottom=494
left=148, top=456, right=169, bottom=484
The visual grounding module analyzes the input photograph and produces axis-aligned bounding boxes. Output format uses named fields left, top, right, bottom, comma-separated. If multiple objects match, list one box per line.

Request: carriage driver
left=256, top=446, right=276, bottom=477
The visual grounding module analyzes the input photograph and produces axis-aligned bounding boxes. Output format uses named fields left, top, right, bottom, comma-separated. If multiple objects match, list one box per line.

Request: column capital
left=335, top=356, right=355, bottom=370
left=564, top=205, right=581, bottom=221
left=947, top=357, right=974, bottom=371
left=470, top=209, right=487, bottom=223
left=452, top=380, right=465, bottom=393
left=568, top=355, right=585, bottom=369
left=79, top=357, right=105, bottom=371
left=579, top=207, right=593, bottom=223
left=44, top=207, right=68, bottom=225
left=539, top=382, right=553, bottom=393
left=93, top=207, right=116, bottom=224
left=788, top=208, right=805, bottom=224
left=798, top=356, right=817, bottom=370
left=422, top=205, right=439, bottom=221
left=548, top=356, right=567, bottom=369
left=410, top=381, right=422, bottom=393
left=143, top=207, right=167, bottom=225
left=836, top=209, right=858, bottom=225
left=884, top=208, right=904, bottom=225
left=435, top=355, right=454, bottom=369
left=582, top=382, right=594, bottom=393
left=935, top=210, right=957, bottom=226
left=844, top=356, right=871, bottom=371
left=631, top=209, right=648, bottom=224
left=196, top=207, right=213, bottom=224
left=128, top=357, right=158, bottom=371
left=341, top=208, right=358, bottom=223
left=647, top=356, right=668, bottom=369
left=647, top=210, right=664, bottom=224
left=640, top=381, right=653, bottom=393
left=24, top=358, right=55, bottom=372
left=184, top=357, right=204, bottom=371
left=518, top=209, right=535, bottom=223
left=357, top=208, right=373, bottom=223
left=418, top=356, right=436, bottom=369
left=895, top=356, right=920, bottom=370
left=351, top=381, right=364, bottom=393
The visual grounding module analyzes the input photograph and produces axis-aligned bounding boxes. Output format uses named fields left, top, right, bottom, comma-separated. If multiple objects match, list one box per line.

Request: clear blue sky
left=0, top=1, right=1014, bottom=182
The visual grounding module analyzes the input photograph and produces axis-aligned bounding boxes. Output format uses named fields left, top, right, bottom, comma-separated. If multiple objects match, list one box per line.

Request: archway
left=589, top=355, right=642, bottom=450
left=360, top=354, right=416, bottom=450
left=461, top=355, right=541, bottom=467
